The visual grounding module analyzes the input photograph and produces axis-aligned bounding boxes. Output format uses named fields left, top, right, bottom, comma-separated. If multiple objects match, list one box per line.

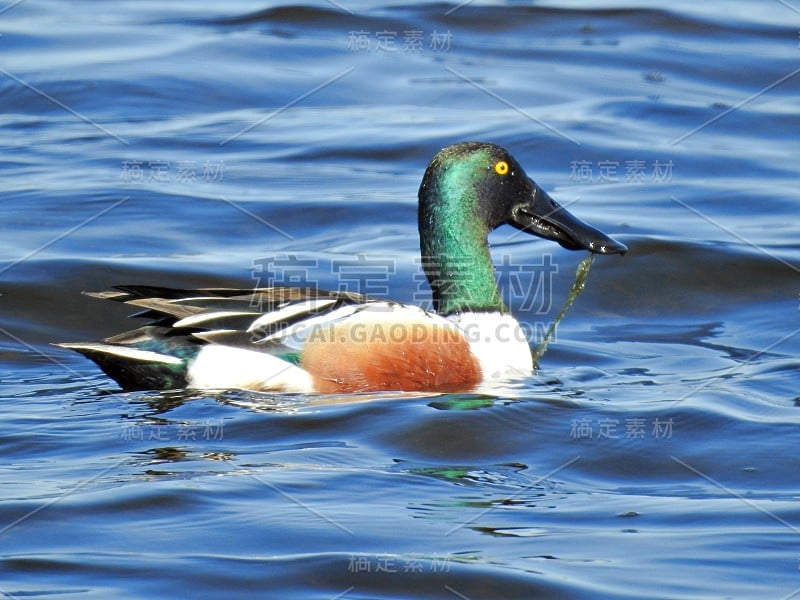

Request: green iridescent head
left=418, top=141, right=626, bottom=315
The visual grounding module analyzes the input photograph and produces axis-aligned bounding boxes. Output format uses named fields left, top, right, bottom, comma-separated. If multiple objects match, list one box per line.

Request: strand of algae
left=530, top=253, right=596, bottom=368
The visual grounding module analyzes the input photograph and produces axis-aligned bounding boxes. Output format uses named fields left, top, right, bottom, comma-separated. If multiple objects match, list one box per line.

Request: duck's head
left=418, top=141, right=626, bottom=314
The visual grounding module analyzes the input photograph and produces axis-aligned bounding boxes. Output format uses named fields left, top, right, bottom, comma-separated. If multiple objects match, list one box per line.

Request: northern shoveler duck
left=58, top=142, right=626, bottom=394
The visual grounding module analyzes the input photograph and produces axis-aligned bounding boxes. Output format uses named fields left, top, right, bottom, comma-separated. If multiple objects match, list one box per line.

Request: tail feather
left=56, top=325, right=200, bottom=391
left=60, top=286, right=370, bottom=391
left=56, top=341, right=191, bottom=391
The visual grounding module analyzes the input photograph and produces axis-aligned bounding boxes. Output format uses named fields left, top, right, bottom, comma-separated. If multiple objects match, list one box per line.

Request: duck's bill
left=511, top=180, right=627, bottom=255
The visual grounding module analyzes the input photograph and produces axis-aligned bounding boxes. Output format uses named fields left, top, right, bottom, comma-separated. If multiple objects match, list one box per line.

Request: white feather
left=246, top=298, right=338, bottom=333
left=173, top=310, right=258, bottom=328
left=257, top=303, right=361, bottom=343
left=446, top=312, right=533, bottom=379
left=56, top=343, right=182, bottom=365
left=187, top=345, right=313, bottom=393
left=260, top=301, right=438, bottom=346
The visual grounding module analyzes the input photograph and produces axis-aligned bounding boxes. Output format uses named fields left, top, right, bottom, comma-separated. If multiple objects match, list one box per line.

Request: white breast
left=447, top=312, right=534, bottom=380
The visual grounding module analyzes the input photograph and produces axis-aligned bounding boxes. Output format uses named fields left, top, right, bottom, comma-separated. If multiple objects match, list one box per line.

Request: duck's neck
left=419, top=189, right=506, bottom=316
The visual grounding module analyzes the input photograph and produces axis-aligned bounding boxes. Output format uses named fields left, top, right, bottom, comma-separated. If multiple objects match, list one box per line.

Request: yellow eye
left=494, top=160, right=509, bottom=176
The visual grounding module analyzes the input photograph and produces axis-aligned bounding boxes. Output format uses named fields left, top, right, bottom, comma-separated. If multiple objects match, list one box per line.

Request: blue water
left=2, top=1, right=800, bottom=598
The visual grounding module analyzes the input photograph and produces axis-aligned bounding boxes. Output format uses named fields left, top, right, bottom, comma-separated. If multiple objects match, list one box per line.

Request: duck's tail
left=55, top=326, right=199, bottom=390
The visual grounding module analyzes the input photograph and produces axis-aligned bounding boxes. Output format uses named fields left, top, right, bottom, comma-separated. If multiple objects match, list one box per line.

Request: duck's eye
left=494, top=160, right=509, bottom=176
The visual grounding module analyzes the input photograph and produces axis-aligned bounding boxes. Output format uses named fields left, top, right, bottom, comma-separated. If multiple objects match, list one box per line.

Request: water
left=2, top=1, right=799, bottom=598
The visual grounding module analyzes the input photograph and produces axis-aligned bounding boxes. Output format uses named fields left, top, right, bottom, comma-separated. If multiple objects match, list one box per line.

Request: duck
left=57, top=142, right=626, bottom=394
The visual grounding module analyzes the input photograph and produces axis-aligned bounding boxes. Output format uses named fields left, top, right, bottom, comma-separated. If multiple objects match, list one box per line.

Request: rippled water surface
left=2, top=1, right=800, bottom=598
